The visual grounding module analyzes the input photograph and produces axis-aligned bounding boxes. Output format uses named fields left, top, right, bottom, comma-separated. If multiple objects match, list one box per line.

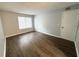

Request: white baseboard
left=3, top=38, right=6, bottom=57
left=36, top=30, right=73, bottom=42
left=6, top=33, right=20, bottom=38
left=75, top=42, right=79, bottom=57
left=6, top=30, right=34, bottom=38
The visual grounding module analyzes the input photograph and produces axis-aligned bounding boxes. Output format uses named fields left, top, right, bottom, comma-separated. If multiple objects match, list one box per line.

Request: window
left=18, top=16, right=32, bottom=29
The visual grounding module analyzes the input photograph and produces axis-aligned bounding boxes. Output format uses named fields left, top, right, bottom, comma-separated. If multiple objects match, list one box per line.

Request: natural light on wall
left=18, top=16, right=32, bottom=29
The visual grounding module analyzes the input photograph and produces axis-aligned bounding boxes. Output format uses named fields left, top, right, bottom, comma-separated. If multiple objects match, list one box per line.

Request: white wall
left=0, top=11, right=34, bottom=37
left=35, top=10, right=63, bottom=36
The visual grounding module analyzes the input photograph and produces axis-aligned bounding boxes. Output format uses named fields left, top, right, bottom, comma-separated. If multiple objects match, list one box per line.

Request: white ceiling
left=0, top=2, right=78, bottom=15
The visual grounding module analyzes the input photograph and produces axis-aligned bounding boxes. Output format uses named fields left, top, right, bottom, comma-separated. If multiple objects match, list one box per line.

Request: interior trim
left=6, top=30, right=34, bottom=38
left=75, top=42, right=79, bottom=57
left=36, top=30, right=74, bottom=42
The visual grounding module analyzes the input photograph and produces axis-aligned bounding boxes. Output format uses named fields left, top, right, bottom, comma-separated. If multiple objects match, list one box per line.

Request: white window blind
left=18, top=16, right=32, bottom=29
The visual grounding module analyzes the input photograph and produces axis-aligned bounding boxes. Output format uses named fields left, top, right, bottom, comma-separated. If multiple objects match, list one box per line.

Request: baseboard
left=36, top=30, right=74, bottom=42
left=75, top=42, right=79, bottom=57
left=4, top=38, right=6, bottom=57
left=6, top=33, right=21, bottom=38
left=6, top=31, right=35, bottom=38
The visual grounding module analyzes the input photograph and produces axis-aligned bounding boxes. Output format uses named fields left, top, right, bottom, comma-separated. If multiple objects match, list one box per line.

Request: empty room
left=0, top=2, right=79, bottom=57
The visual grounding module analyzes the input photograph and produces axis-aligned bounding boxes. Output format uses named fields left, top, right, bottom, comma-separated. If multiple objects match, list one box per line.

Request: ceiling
left=0, top=2, right=78, bottom=15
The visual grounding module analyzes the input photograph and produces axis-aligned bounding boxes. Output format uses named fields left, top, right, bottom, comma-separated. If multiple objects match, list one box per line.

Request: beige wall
left=35, top=10, right=63, bottom=36
left=0, top=11, right=34, bottom=37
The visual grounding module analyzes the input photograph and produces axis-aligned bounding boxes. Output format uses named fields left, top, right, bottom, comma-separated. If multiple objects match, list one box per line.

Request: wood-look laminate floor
left=6, top=31, right=77, bottom=57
